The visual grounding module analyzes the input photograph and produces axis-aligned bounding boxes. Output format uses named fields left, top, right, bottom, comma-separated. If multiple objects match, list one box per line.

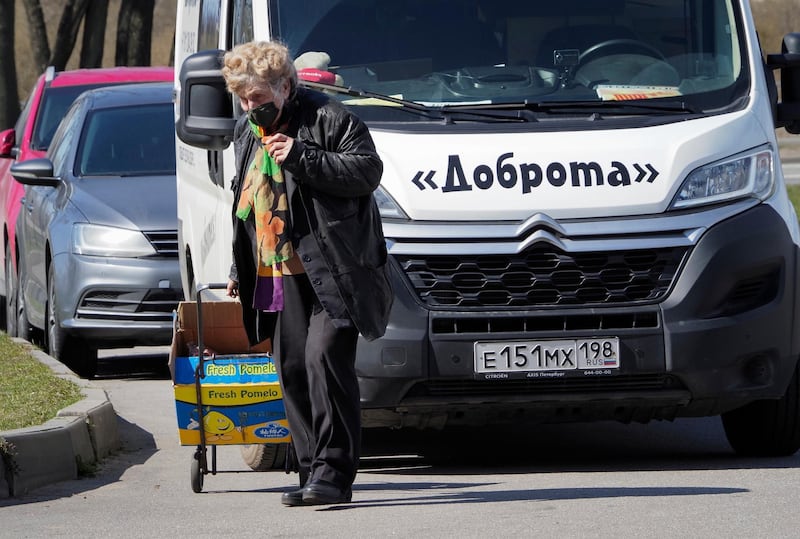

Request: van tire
left=240, top=443, right=288, bottom=471
left=721, top=361, right=800, bottom=456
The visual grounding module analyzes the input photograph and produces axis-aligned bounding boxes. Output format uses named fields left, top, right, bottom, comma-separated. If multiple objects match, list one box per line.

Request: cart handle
left=193, top=282, right=229, bottom=453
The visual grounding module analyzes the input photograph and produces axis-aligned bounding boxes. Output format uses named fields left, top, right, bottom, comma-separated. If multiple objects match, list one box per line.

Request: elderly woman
left=221, top=41, right=392, bottom=506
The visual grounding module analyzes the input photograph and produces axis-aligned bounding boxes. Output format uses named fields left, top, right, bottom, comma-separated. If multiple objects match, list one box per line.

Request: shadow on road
left=0, top=415, right=157, bottom=507
left=90, top=347, right=171, bottom=380
left=359, top=420, right=800, bottom=475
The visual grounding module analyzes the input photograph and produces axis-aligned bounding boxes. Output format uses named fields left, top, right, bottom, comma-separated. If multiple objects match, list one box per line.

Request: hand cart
left=169, top=282, right=294, bottom=493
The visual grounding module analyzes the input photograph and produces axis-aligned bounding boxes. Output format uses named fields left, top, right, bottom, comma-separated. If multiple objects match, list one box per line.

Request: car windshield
left=31, top=84, right=109, bottom=150
left=77, top=103, right=176, bottom=176
left=272, top=0, right=748, bottom=120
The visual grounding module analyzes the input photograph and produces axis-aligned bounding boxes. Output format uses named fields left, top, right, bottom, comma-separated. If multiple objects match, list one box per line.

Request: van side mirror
left=176, top=49, right=235, bottom=150
left=768, top=33, right=800, bottom=134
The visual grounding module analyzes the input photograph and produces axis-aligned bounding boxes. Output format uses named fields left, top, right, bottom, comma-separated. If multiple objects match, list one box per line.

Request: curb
left=0, top=339, right=120, bottom=498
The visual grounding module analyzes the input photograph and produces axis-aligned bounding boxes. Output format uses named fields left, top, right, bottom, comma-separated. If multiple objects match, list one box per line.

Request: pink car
left=0, top=66, right=173, bottom=338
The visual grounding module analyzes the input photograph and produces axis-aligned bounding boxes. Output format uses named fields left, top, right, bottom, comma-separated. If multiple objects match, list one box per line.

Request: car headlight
left=671, top=147, right=774, bottom=210
left=73, top=223, right=156, bottom=257
left=373, top=185, right=409, bottom=219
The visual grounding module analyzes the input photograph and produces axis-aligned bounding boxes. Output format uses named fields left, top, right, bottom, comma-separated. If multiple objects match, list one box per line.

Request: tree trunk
left=22, top=0, right=50, bottom=74
left=79, top=0, right=109, bottom=68
left=0, top=0, right=20, bottom=130
left=170, top=28, right=176, bottom=67
left=115, top=0, right=155, bottom=66
left=49, top=0, right=91, bottom=71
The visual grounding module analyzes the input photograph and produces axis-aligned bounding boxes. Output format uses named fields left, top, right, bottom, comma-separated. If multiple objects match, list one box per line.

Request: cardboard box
left=169, top=301, right=290, bottom=446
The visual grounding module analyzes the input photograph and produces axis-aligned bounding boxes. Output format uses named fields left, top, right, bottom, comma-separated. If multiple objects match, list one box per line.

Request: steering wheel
left=579, top=38, right=666, bottom=65
left=574, top=38, right=672, bottom=88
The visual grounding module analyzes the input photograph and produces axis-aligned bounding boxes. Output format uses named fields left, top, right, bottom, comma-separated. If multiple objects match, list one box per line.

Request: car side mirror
left=11, top=158, right=60, bottom=187
left=176, top=49, right=236, bottom=151
left=768, top=32, right=800, bottom=133
left=0, top=128, right=15, bottom=158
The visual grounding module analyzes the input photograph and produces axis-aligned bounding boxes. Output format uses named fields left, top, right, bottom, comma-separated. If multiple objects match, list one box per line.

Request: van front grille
left=396, top=247, right=687, bottom=308
left=406, top=374, right=684, bottom=397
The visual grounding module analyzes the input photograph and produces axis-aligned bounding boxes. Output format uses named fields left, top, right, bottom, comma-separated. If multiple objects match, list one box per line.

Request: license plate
left=474, top=337, right=620, bottom=375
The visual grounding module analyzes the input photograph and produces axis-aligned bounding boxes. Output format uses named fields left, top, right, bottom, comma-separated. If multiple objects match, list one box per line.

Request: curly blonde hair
left=222, top=41, right=298, bottom=97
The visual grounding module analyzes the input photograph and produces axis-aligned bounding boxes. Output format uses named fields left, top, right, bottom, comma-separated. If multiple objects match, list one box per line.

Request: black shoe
left=281, top=487, right=308, bottom=507
left=301, top=480, right=353, bottom=505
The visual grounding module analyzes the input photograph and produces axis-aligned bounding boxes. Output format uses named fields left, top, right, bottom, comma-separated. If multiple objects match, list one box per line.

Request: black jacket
left=231, top=87, right=392, bottom=345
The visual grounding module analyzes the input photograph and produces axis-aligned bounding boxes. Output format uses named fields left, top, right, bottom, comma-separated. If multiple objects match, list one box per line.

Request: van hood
left=371, top=111, right=774, bottom=221
left=69, top=175, right=178, bottom=230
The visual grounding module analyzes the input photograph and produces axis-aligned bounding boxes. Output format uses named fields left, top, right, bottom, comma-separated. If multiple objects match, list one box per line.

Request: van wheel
left=240, top=443, right=288, bottom=471
left=5, top=243, right=17, bottom=337
left=721, top=361, right=800, bottom=456
left=47, top=264, right=97, bottom=378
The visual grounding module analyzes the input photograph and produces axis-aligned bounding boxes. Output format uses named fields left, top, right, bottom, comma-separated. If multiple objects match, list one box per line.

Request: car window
left=49, top=102, right=85, bottom=174
left=31, top=84, right=107, bottom=151
left=77, top=103, right=176, bottom=177
left=14, top=92, right=35, bottom=147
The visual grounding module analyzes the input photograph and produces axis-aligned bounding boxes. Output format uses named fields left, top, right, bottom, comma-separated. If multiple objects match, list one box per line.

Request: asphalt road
left=1, top=348, right=800, bottom=538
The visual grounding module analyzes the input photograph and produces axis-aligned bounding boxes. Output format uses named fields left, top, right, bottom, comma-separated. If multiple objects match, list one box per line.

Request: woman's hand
left=264, top=132, right=294, bottom=165
left=227, top=279, right=239, bottom=298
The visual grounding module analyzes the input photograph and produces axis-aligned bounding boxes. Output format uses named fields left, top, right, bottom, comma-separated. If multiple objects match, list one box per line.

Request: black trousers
left=275, top=274, right=360, bottom=488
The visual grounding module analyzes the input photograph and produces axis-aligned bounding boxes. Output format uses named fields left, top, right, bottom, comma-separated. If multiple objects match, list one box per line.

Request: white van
left=174, top=0, right=800, bottom=456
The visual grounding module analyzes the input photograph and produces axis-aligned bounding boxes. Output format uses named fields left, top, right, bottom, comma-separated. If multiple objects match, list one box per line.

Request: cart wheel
left=190, top=452, right=204, bottom=493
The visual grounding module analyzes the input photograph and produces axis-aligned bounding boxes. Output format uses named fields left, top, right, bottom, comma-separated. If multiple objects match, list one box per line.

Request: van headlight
left=671, top=147, right=774, bottom=210
left=373, top=185, right=409, bottom=219
left=73, top=223, right=156, bottom=257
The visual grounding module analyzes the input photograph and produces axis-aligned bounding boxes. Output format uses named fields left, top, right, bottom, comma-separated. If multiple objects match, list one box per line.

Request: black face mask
left=247, top=102, right=281, bottom=130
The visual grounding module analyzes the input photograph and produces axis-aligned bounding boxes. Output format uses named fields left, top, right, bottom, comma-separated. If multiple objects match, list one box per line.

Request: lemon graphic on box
left=203, top=410, right=235, bottom=442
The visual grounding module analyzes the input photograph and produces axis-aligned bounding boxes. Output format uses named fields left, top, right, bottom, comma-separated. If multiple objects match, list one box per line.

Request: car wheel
left=240, top=443, right=289, bottom=471
left=46, top=263, right=97, bottom=378
left=722, top=361, right=800, bottom=456
left=5, top=243, right=17, bottom=337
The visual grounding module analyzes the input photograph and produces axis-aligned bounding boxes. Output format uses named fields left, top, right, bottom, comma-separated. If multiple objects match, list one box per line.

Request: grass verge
left=0, top=334, right=83, bottom=432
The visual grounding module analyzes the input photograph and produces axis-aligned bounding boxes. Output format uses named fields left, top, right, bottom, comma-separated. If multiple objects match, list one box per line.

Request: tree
left=115, top=0, right=155, bottom=67
left=48, top=0, right=90, bottom=71
left=21, top=0, right=49, bottom=75
left=0, top=0, right=20, bottom=130
left=79, top=0, right=109, bottom=68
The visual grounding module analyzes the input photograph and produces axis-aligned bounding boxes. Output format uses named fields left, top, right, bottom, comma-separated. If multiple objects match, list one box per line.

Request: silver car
left=11, top=82, right=183, bottom=377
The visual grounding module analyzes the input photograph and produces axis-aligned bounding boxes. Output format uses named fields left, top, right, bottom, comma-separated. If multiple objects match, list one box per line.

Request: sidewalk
left=0, top=339, right=120, bottom=498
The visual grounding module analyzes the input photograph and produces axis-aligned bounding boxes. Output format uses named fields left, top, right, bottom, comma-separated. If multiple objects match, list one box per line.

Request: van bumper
left=356, top=204, right=800, bottom=428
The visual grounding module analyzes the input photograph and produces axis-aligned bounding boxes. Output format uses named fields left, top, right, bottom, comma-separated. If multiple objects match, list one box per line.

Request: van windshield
left=272, top=0, right=748, bottom=117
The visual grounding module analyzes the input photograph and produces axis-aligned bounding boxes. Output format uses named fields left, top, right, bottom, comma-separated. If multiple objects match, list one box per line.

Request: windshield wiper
left=300, top=80, right=532, bottom=123
left=299, top=80, right=436, bottom=116
left=443, top=99, right=699, bottom=115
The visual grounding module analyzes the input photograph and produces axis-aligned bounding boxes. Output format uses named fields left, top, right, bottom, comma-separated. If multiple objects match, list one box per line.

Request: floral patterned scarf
left=236, top=120, right=293, bottom=311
